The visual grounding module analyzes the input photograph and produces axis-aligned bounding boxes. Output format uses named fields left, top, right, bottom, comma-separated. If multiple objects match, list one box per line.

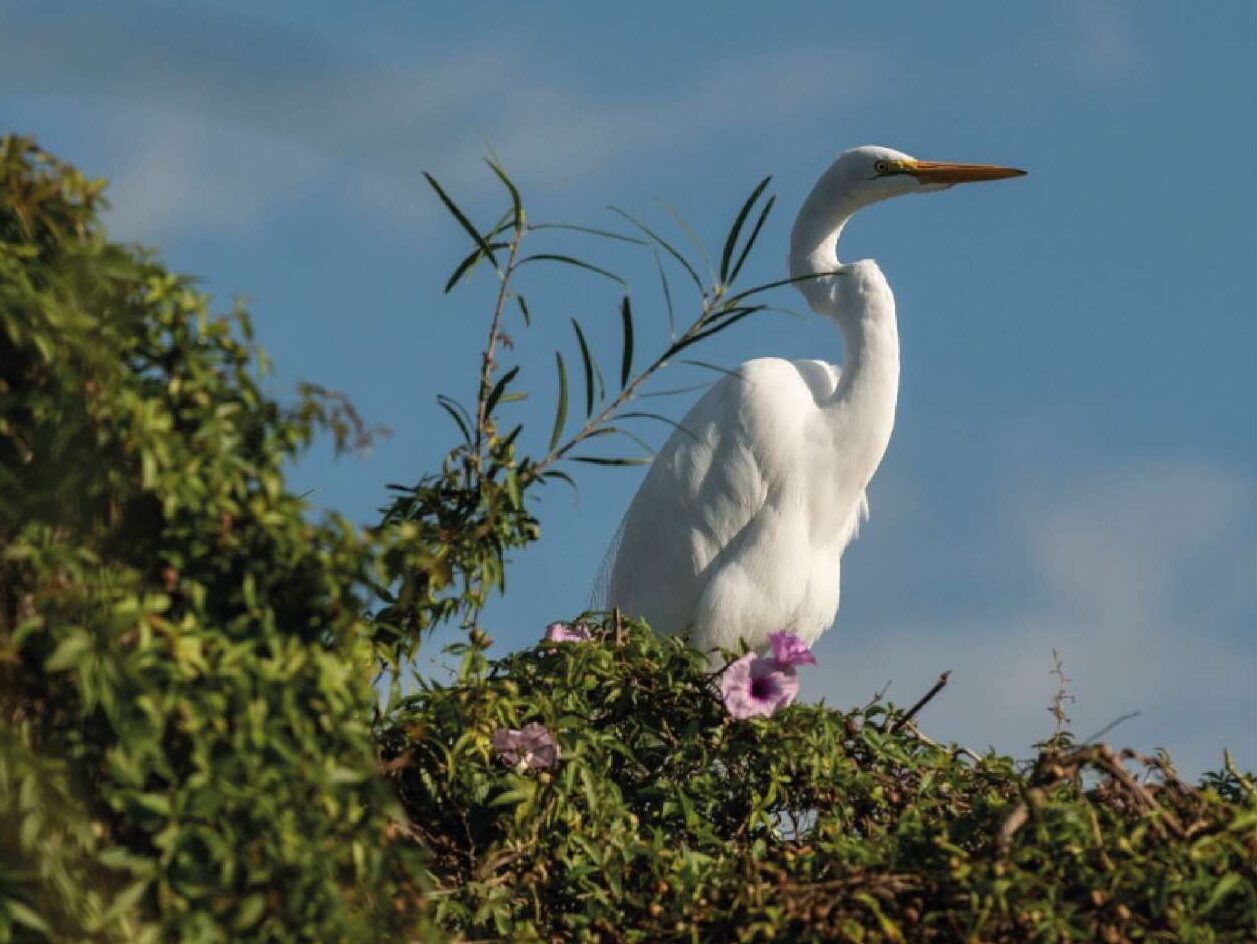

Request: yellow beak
left=906, top=160, right=1027, bottom=184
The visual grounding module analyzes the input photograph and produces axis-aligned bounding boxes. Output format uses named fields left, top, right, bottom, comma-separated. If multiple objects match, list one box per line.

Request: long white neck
left=788, top=160, right=900, bottom=474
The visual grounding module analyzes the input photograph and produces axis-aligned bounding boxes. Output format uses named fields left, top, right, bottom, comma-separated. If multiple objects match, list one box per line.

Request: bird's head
left=835, top=145, right=1027, bottom=207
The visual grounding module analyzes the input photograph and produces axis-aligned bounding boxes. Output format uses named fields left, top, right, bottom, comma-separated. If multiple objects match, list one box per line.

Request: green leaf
left=1202, top=872, right=1242, bottom=913
left=485, top=157, right=523, bottom=230
left=620, top=410, right=697, bottom=441
left=572, top=318, right=598, bottom=417
left=608, top=207, right=703, bottom=292
left=651, top=246, right=677, bottom=339
left=619, top=296, right=634, bottom=390
left=665, top=306, right=765, bottom=358
left=549, top=351, right=569, bottom=453
left=518, top=253, right=626, bottom=287
left=515, top=293, right=532, bottom=326
left=435, top=394, right=473, bottom=443
left=720, top=176, right=772, bottom=284
left=544, top=468, right=578, bottom=493
left=422, top=171, right=500, bottom=270
left=46, top=630, right=92, bottom=671
left=484, top=366, right=521, bottom=419
left=444, top=241, right=510, bottom=293
left=528, top=222, right=644, bottom=244
left=571, top=454, right=652, bottom=466
left=728, top=194, right=775, bottom=285
left=6, top=900, right=50, bottom=933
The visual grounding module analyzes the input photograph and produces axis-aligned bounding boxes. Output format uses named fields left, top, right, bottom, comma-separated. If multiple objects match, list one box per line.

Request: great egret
left=603, top=146, right=1025, bottom=656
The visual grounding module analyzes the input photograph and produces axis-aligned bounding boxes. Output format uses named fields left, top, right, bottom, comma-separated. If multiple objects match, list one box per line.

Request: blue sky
left=3, top=0, right=1253, bottom=775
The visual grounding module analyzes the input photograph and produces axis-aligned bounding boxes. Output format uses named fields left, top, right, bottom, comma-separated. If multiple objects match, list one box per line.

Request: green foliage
left=384, top=619, right=1256, bottom=942
left=2, top=135, right=1252, bottom=944
left=0, top=136, right=428, bottom=942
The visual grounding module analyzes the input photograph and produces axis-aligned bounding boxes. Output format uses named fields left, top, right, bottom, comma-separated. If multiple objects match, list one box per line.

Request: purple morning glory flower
left=491, top=722, right=560, bottom=771
left=768, top=631, right=817, bottom=669
left=544, top=621, right=593, bottom=643
left=720, top=653, right=800, bottom=719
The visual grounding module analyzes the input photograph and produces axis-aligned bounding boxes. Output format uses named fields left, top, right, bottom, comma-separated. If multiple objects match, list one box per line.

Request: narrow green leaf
left=665, top=307, right=764, bottom=358
left=484, top=366, right=521, bottom=418
left=619, top=296, right=634, bottom=389
left=724, top=270, right=839, bottom=309
left=620, top=410, right=698, bottom=441
left=422, top=172, right=500, bottom=270
left=435, top=395, right=473, bottom=443
left=661, top=201, right=713, bottom=282
left=1202, top=872, right=1242, bottom=914
left=528, top=222, right=645, bottom=245
left=608, top=207, right=703, bottom=292
left=611, top=426, right=656, bottom=456
left=544, top=468, right=579, bottom=494
left=444, top=241, right=510, bottom=293
left=572, top=318, right=597, bottom=417
left=485, top=158, right=523, bottom=230
left=514, top=293, right=531, bottom=326
left=46, top=631, right=92, bottom=672
left=571, top=454, right=653, bottom=466
left=549, top=351, right=569, bottom=452
left=720, top=176, right=772, bottom=284
left=637, top=382, right=712, bottom=400
left=651, top=246, right=677, bottom=339
left=7, top=900, right=50, bottom=933
left=518, top=253, right=626, bottom=286
left=679, top=358, right=744, bottom=380
left=728, top=193, right=775, bottom=285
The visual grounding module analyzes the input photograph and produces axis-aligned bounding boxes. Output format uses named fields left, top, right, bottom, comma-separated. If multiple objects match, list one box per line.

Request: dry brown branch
left=891, top=670, right=951, bottom=733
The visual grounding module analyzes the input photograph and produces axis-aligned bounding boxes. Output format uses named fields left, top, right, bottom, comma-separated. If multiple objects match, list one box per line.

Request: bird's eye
left=874, top=160, right=889, bottom=175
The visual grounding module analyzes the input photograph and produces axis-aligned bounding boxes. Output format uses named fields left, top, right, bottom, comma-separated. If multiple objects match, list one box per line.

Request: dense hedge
left=1, top=136, right=1253, bottom=942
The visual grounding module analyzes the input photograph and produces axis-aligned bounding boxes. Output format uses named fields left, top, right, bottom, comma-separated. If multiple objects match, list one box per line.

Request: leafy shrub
left=1, top=135, right=1252, bottom=943
left=0, top=136, right=426, bottom=942
left=384, top=619, right=1255, bottom=942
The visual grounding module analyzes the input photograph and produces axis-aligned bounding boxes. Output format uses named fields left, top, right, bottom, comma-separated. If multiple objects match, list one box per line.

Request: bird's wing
left=605, top=357, right=836, bottom=635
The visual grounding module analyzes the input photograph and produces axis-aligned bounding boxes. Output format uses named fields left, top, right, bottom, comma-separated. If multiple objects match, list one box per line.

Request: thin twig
left=891, top=671, right=951, bottom=733
left=474, top=223, right=525, bottom=461
left=1082, top=711, right=1141, bottom=745
left=862, top=679, right=893, bottom=711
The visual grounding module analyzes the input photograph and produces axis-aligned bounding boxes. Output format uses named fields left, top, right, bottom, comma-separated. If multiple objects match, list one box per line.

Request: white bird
left=603, top=145, right=1025, bottom=656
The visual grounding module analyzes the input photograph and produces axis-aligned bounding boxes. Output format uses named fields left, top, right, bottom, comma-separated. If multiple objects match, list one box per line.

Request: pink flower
left=544, top=621, right=593, bottom=643
left=769, top=631, right=816, bottom=669
left=720, top=653, right=800, bottom=719
left=491, top=723, right=560, bottom=771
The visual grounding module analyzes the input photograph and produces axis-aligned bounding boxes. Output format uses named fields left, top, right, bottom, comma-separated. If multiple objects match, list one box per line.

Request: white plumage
left=604, top=146, right=1025, bottom=656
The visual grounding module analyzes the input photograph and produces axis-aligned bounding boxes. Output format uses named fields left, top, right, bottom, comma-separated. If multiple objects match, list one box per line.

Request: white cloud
left=1, top=7, right=887, bottom=242
left=1055, top=1, right=1144, bottom=89
left=811, top=454, right=1256, bottom=778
